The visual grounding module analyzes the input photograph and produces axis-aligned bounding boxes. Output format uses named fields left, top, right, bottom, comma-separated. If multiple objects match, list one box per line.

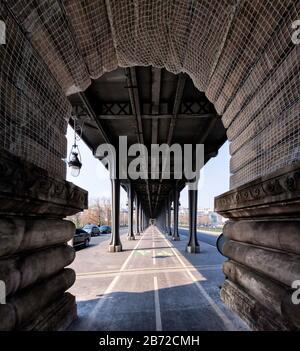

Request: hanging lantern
left=68, top=145, right=82, bottom=177
left=68, top=117, right=82, bottom=177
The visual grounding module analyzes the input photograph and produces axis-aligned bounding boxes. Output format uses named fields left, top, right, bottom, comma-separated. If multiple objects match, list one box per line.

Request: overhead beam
left=126, top=67, right=152, bottom=217
left=97, top=113, right=215, bottom=120
left=78, top=92, right=111, bottom=145
left=154, top=73, right=186, bottom=212
left=197, top=116, right=219, bottom=144
left=151, top=68, right=161, bottom=182
left=151, top=68, right=161, bottom=116
left=126, top=67, right=144, bottom=143
left=167, top=73, right=186, bottom=144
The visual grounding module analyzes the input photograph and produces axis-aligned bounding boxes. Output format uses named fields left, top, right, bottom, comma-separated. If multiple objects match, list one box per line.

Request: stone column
left=127, top=182, right=135, bottom=240
left=0, top=149, right=88, bottom=331
left=172, top=183, right=180, bottom=241
left=140, top=206, right=144, bottom=233
left=143, top=212, right=147, bottom=231
left=109, top=178, right=122, bottom=252
left=167, top=192, right=172, bottom=236
left=186, top=188, right=200, bottom=253
left=215, top=162, right=300, bottom=331
left=158, top=205, right=166, bottom=234
left=139, top=202, right=143, bottom=233
left=163, top=198, right=168, bottom=234
left=136, top=197, right=140, bottom=236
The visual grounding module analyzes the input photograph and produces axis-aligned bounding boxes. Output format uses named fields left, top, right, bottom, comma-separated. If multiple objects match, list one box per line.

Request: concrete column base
left=127, top=235, right=135, bottom=241
left=108, top=244, right=122, bottom=252
left=186, top=245, right=200, bottom=253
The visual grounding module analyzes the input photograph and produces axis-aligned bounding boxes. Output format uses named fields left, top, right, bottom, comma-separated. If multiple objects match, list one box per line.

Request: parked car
left=82, top=224, right=100, bottom=237
left=99, top=225, right=111, bottom=234
left=73, top=228, right=91, bottom=248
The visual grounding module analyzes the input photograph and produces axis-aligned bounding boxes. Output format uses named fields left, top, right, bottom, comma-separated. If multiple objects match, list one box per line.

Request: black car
left=99, top=225, right=111, bottom=234
left=73, top=228, right=91, bottom=248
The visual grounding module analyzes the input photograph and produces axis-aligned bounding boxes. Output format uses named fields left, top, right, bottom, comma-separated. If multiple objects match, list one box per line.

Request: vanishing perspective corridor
left=68, top=226, right=248, bottom=331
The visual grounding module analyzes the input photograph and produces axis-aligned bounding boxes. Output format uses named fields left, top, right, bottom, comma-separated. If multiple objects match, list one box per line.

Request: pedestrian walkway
left=68, top=226, right=248, bottom=331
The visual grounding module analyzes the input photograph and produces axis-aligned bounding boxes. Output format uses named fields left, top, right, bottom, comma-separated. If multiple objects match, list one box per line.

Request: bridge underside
left=0, top=0, right=300, bottom=331
left=69, top=66, right=226, bottom=218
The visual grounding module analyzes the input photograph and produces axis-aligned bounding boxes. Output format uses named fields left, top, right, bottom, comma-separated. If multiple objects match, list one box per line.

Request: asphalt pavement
left=68, top=226, right=248, bottom=331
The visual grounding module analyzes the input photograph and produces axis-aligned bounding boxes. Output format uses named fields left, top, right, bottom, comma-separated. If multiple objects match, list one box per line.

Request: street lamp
left=68, top=145, right=82, bottom=177
left=68, top=116, right=82, bottom=177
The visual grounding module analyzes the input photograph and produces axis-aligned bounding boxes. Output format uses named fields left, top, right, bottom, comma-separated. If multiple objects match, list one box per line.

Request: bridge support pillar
left=136, top=197, right=140, bottom=236
left=215, top=162, right=300, bottom=330
left=143, top=212, right=147, bottom=231
left=186, top=188, right=200, bottom=253
left=163, top=199, right=169, bottom=234
left=167, top=193, right=173, bottom=236
left=0, top=149, right=88, bottom=331
left=172, top=183, right=180, bottom=241
left=108, top=178, right=122, bottom=252
left=140, top=207, right=143, bottom=233
left=127, top=182, right=135, bottom=241
left=145, top=214, right=149, bottom=230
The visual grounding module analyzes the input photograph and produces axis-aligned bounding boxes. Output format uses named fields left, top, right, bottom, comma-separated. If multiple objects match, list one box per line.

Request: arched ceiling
left=1, top=0, right=299, bottom=202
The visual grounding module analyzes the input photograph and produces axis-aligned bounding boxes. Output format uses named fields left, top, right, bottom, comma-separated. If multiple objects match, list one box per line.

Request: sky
left=66, top=126, right=230, bottom=210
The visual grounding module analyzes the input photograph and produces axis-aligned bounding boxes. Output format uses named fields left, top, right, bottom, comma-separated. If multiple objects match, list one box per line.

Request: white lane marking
left=152, top=241, right=156, bottom=265
left=154, top=276, right=162, bottom=331
left=120, top=235, right=144, bottom=272
left=160, top=231, right=236, bottom=331
left=86, top=233, right=144, bottom=328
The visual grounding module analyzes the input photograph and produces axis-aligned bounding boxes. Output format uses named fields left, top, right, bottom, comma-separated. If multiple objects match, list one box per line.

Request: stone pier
left=0, top=149, right=88, bottom=331
left=215, top=162, right=300, bottom=330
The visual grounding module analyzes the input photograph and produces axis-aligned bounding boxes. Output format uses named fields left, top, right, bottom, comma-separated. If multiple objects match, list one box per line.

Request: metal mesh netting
left=0, top=2, right=70, bottom=178
left=1, top=0, right=299, bottom=188
left=230, top=100, right=300, bottom=184
left=206, top=0, right=294, bottom=111
left=7, top=0, right=91, bottom=95
left=62, top=0, right=118, bottom=79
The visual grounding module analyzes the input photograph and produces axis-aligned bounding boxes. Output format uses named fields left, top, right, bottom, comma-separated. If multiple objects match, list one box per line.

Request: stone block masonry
left=215, top=161, right=300, bottom=330
left=0, top=149, right=88, bottom=331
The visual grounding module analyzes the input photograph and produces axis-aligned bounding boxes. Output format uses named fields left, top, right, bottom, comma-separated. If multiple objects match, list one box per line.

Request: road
left=68, top=226, right=248, bottom=331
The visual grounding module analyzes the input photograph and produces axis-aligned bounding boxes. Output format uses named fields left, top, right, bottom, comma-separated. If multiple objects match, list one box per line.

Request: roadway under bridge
left=0, top=0, right=300, bottom=331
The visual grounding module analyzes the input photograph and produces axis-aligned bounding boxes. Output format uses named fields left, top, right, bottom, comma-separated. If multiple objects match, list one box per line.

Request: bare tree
left=66, top=196, right=113, bottom=227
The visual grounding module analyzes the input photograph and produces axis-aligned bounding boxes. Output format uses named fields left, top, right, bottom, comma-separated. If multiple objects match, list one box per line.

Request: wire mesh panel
left=7, top=0, right=91, bottom=95
left=0, top=0, right=299, bottom=188
left=222, top=1, right=299, bottom=129
left=206, top=0, right=293, bottom=111
left=230, top=100, right=300, bottom=174
left=0, top=2, right=71, bottom=179
left=62, top=0, right=118, bottom=80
